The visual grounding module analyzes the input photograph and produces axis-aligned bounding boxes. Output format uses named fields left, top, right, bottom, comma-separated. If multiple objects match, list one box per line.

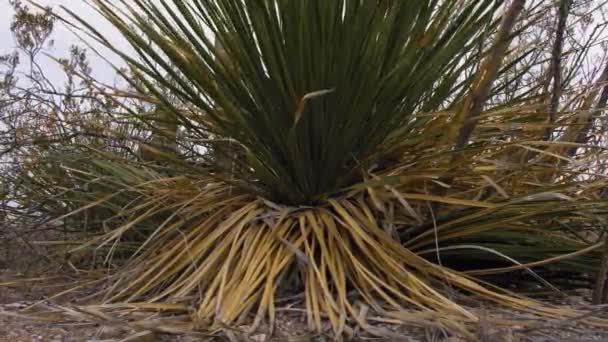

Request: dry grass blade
left=55, top=176, right=607, bottom=335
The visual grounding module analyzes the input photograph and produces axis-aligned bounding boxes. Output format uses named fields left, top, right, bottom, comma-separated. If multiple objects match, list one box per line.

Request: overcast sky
left=0, top=0, right=130, bottom=86
left=2, top=1, right=607, bottom=88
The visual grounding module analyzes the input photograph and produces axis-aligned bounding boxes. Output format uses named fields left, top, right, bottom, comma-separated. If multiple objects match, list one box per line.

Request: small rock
left=251, top=333, right=267, bottom=342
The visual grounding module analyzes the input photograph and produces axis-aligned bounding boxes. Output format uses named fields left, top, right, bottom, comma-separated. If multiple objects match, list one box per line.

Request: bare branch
left=546, top=0, right=572, bottom=140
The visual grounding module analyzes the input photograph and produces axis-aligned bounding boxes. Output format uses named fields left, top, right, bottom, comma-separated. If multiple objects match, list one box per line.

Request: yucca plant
left=70, top=0, right=522, bottom=203
left=52, top=0, right=608, bottom=337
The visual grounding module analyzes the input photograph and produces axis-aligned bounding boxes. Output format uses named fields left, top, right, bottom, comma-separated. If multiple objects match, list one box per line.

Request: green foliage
left=69, top=0, right=515, bottom=205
